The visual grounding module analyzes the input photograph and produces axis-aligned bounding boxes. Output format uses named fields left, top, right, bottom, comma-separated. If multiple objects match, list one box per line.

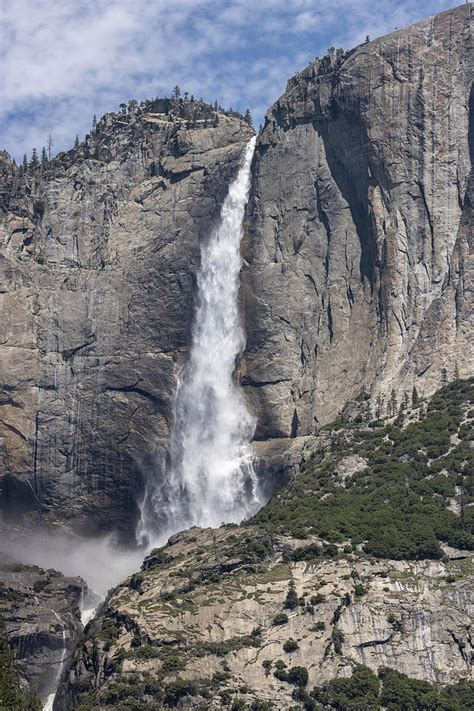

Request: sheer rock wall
left=0, top=109, right=253, bottom=539
left=242, top=4, right=473, bottom=438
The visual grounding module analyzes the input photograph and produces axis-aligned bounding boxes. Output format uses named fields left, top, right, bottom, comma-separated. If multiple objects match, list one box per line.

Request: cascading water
left=43, top=611, right=67, bottom=711
left=138, top=136, right=260, bottom=544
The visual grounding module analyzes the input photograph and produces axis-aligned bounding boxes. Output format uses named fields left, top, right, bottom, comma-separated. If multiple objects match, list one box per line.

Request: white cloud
left=0, top=0, right=462, bottom=159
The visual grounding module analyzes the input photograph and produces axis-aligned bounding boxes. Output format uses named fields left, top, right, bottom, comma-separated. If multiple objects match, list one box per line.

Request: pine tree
left=388, top=388, right=397, bottom=418
left=41, top=146, right=47, bottom=165
left=29, top=148, right=39, bottom=169
left=244, top=108, right=252, bottom=126
left=173, top=85, right=181, bottom=99
left=284, top=579, right=299, bottom=610
left=22, top=154, right=28, bottom=171
left=412, top=386, right=419, bottom=406
left=74, top=134, right=80, bottom=148
left=0, top=618, right=41, bottom=710
left=92, top=114, right=97, bottom=132
left=214, top=99, right=218, bottom=111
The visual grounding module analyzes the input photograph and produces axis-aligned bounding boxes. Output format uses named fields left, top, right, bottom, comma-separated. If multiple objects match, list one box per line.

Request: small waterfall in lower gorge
left=43, top=611, right=66, bottom=711
left=138, top=136, right=260, bottom=545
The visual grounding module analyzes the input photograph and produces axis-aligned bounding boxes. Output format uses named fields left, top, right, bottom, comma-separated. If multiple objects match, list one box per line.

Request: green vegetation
left=272, top=613, right=288, bottom=626
left=283, top=638, right=299, bottom=653
left=287, top=543, right=339, bottom=561
left=309, top=665, right=474, bottom=711
left=0, top=617, right=41, bottom=710
left=274, top=665, right=309, bottom=687
left=200, top=633, right=261, bottom=656
left=127, top=644, right=160, bottom=660
left=98, top=617, right=122, bottom=651
left=284, top=580, right=299, bottom=609
left=252, top=380, right=474, bottom=560
left=353, top=584, right=367, bottom=598
left=161, top=655, right=185, bottom=672
left=331, top=628, right=344, bottom=655
left=163, top=678, right=198, bottom=706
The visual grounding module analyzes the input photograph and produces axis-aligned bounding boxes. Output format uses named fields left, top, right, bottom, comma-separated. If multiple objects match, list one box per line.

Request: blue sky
left=0, top=0, right=465, bottom=161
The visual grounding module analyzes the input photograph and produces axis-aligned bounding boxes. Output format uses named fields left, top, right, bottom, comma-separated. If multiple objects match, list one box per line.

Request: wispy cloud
left=0, top=0, right=462, bottom=160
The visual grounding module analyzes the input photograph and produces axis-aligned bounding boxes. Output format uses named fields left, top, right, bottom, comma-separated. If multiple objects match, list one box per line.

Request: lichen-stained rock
left=57, top=527, right=473, bottom=710
left=0, top=550, right=86, bottom=701
left=242, top=4, right=473, bottom=439
left=0, top=105, right=253, bottom=540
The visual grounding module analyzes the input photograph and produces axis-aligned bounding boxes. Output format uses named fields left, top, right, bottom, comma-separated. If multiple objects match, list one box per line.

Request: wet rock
left=0, top=549, right=86, bottom=702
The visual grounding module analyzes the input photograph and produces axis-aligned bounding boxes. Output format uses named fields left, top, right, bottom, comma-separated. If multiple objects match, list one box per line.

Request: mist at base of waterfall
left=138, top=137, right=262, bottom=546
left=3, top=531, right=144, bottom=597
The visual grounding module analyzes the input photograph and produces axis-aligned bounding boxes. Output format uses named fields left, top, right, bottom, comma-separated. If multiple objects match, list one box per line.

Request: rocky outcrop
left=242, top=3, right=473, bottom=439
left=0, top=101, right=253, bottom=540
left=56, top=378, right=474, bottom=708
left=57, top=526, right=474, bottom=710
left=0, top=551, right=86, bottom=702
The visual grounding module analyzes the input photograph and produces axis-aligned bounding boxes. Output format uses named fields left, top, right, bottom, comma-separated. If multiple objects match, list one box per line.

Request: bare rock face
left=0, top=550, right=85, bottom=702
left=0, top=104, right=253, bottom=540
left=56, top=527, right=474, bottom=710
left=242, top=4, right=473, bottom=439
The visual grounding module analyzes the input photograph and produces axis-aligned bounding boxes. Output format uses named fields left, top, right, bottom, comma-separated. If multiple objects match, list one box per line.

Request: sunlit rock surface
left=0, top=107, right=252, bottom=539
left=242, top=3, right=473, bottom=439
left=57, top=526, right=473, bottom=710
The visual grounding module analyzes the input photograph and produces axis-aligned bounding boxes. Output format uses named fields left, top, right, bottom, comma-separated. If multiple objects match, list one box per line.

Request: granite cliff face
left=0, top=102, right=253, bottom=539
left=0, top=550, right=86, bottom=702
left=1, top=5, right=473, bottom=710
left=0, top=5, right=472, bottom=539
left=242, top=3, right=473, bottom=439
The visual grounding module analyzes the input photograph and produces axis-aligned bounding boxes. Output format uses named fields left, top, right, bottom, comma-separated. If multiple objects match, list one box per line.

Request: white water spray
left=138, top=137, right=260, bottom=543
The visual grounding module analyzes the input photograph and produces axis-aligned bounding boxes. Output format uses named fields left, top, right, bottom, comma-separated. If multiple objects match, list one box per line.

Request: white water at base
left=138, top=137, right=260, bottom=544
left=80, top=588, right=105, bottom=627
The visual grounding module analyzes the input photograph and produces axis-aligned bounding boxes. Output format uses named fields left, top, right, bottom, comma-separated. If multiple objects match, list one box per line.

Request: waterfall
left=138, top=136, right=260, bottom=544
left=43, top=611, right=67, bottom=711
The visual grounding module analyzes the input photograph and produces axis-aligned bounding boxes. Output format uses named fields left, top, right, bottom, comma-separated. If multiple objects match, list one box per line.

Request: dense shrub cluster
left=306, top=665, right=474, bottom=711
left=252, top=380, right=474, bottom=560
